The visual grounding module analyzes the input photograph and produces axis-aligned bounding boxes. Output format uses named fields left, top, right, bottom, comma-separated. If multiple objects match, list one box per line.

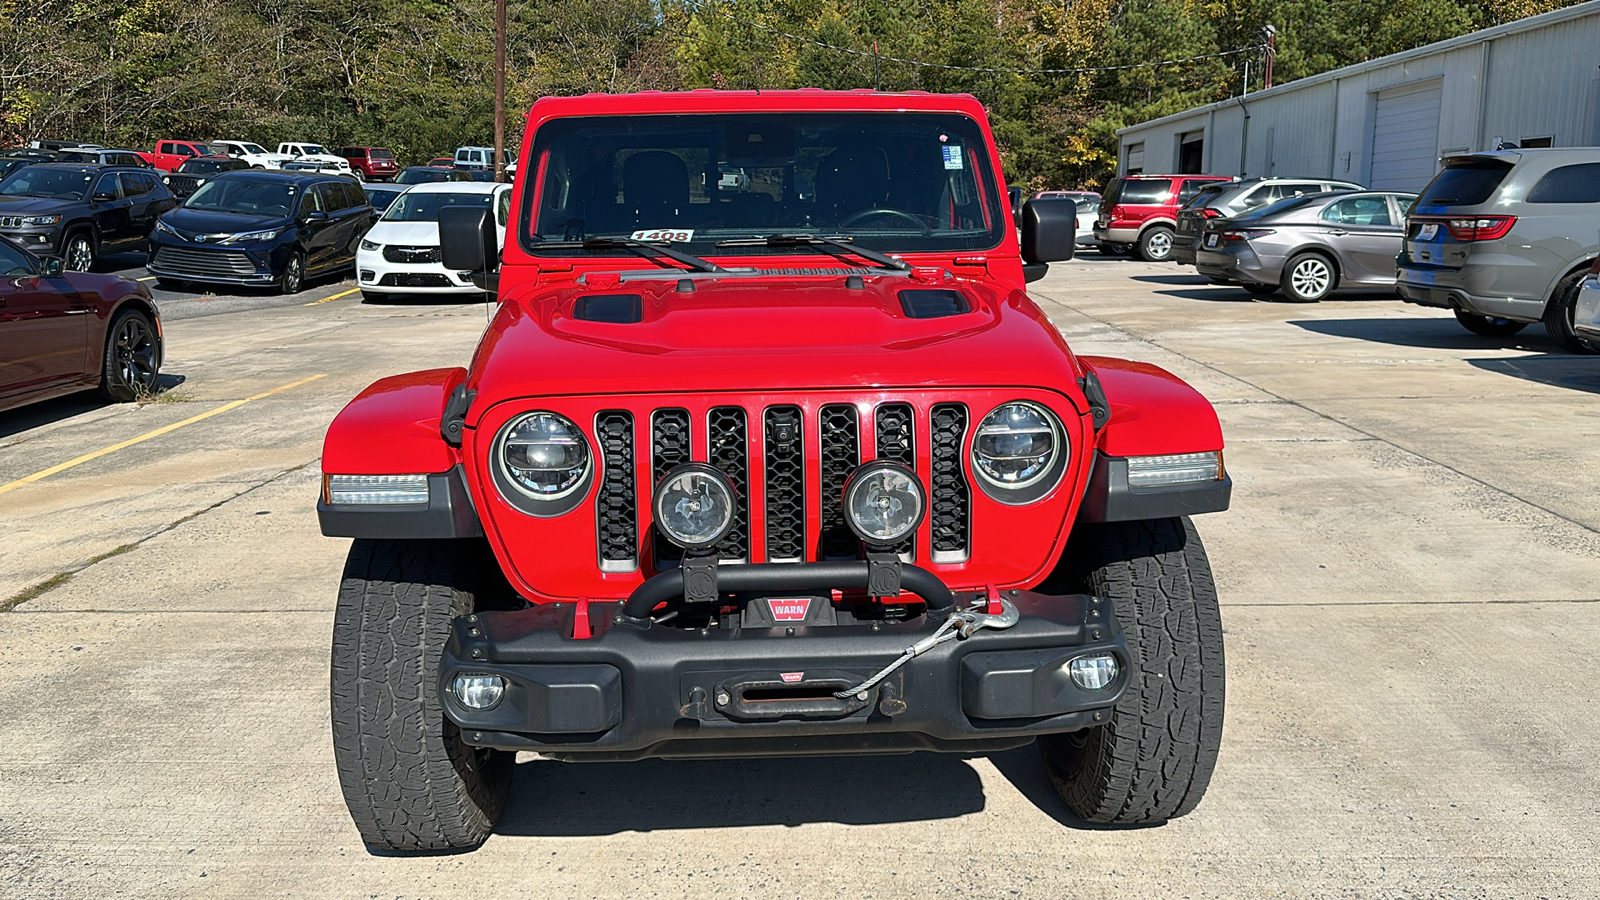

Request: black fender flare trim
left=1078, top=451, right=1231, bottom=523
left=317, top=465, right=483, bottom=539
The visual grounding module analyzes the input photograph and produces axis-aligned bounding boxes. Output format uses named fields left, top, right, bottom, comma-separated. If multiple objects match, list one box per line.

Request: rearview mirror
left=439, top=205, right=499, bottom=294
left=1020, top=198, right=1076, bottom=282
left=41, top=257, right=63, bottom=276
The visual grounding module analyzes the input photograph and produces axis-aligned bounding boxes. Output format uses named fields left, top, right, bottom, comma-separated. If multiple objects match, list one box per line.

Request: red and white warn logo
left=780, top=672, right=805, bottom=683
left=767, top=598, right=811, bottom=622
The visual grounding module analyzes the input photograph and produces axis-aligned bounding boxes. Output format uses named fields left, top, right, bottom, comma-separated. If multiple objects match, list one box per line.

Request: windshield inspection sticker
left=631, top=229, right=694, bottom=243
left=942, top=145, right=964, bottom=170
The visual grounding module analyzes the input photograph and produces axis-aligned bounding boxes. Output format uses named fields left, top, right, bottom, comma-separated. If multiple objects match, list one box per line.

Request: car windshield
left=0, top=168, right=93, bottom=200
left=180, top=158, right=232, bottom=174
left=396, top=168, right=450, bottom=184
left=365, top=187, right=404, bottom=211
left=522, top=112, right=1006, bottom=256
left=299, top=145, right=327, bottom=155
left=237, top=143, right=268, bottom=155
left=184, top=179, right=296, bottom=216
left=384, top=191, right=494, bottom=222
left=0, top=158, right=33, bottom=177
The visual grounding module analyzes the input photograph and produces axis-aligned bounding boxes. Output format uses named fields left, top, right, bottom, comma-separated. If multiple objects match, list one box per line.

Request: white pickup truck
left=213, top=140, right=294, bottom=169
left=276, top=142, right=352, bottom=174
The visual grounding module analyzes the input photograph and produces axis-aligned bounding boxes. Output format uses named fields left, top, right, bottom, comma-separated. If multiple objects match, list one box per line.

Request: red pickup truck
left=145, top=140, right=225, bottom=173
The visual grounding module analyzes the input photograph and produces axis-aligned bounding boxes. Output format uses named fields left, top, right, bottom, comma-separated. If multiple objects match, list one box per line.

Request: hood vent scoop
left=899, top=289, right=969, bottom=319
left=574, top=294, right=643, bottom=324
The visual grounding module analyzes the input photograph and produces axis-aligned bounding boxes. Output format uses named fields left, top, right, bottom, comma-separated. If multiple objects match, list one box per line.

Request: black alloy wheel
left=279, top=251, right=305, bottom=295
left=1542, top=269, right=1598, bottom=354
left=63, top=232, right=95, bottom=272
left=99, top=308, right=160, bottom=402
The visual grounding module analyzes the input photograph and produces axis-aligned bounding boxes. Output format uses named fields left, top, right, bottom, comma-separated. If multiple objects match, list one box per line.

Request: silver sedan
left=1195, top=191, right=1416, bottom=301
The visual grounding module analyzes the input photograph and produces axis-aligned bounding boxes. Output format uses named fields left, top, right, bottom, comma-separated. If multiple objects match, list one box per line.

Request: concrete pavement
left=1, top=257, right=1597, bottom=898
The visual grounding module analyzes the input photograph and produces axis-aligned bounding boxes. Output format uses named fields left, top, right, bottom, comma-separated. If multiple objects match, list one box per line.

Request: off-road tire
left=1542, top=268, right=1597, bottom=354
left=1138, top=225, right=1175, bottom=262
left=1242, top=282, right=1279, bottom=297
left=1038, top=517, right=1225, bottom=824
left=1281, top=252, right=1336, bottom=302
left=98, top=307, right=161, bottom=402
left=330, top=539, right=514, bottom=853
left=1454, top=309, right=1528, bottom=337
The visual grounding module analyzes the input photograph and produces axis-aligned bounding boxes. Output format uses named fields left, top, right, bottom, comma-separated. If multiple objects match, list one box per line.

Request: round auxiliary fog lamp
left=652, top=463, right=738, bottom=551
left=842, top=461, right=926, bottom=547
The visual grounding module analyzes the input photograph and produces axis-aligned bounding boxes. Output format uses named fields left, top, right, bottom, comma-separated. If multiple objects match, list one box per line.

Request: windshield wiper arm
left=714, top=234, right=911, bottom=271
left=532, top=238, right=722, bottom=273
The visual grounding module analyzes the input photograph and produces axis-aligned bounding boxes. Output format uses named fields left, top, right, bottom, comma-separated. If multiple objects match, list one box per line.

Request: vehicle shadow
left=1289, top=318, right=1600, bottom=394
left=495, top=752, right=987, bottom=836
left=0, top=373, right=186, bottom=440
left=1153, top=288, right=1256, bottom=303
left=1129, top=274, right=1209, bottom=286
left=360, top=293, right=494, bottom=306
left=983, top=744, right=1158, bottom=831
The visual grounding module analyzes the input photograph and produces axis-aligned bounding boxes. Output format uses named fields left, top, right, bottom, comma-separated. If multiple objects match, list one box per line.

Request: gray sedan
left=1196, top=191, right=1417, bottom=301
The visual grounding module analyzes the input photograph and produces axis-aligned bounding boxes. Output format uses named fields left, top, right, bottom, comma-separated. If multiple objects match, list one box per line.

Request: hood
left=467, top=272, right=1084, bottom=413
left=366, top=220, right=438, bottom=246
left=162, top=207, right=291, bottom=236
left=0, top=194, right=80, bottom=215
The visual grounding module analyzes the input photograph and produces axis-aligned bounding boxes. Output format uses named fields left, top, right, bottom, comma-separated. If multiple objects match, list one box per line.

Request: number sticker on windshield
left=941, top=146, right=964, bottom=170
left=631, top=229, right=694, bottom=243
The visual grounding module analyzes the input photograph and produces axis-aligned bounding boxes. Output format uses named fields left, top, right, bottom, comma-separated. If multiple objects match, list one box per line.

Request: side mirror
left=303, top=210, right=329, bottom=223
left=91, top=191, right=116, bottom=202
left=1020, top=198, right=1076, bottom=282
left=41, top=257, right=63, bottom=276
left=439, top=205, right=499, bottom=293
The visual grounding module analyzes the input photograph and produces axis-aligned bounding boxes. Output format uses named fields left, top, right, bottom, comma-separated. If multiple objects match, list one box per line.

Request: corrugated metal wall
left=1114, top=3, right=1600, bottom=187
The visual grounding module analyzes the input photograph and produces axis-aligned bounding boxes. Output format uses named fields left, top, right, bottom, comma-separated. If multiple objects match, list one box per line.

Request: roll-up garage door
left=1125, top=142, right=1144, bottom=175
left=1369, top=81, right=1441, bottom=191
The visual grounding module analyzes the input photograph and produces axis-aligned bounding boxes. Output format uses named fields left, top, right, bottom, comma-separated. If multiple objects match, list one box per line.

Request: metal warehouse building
left=1115, top=0, right=1600, bottom=192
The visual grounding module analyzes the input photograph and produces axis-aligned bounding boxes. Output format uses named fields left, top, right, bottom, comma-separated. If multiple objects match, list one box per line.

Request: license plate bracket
left=1204, top=233, right=1219, bottom=249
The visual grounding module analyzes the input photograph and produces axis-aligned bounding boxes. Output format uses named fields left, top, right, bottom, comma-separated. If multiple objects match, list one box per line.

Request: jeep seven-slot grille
left=763, top=407, right=805, bottom=562
left=707, top=407, right=749, bottom=560
left=874, top=403, right=916, bottom=558
left=929, top=404, right=971, bottom=559
left=595, top=411, right=636, bottom=569
left=597, top=401, right=968, bottom=568
left=818, top=404, right=861, bottom=559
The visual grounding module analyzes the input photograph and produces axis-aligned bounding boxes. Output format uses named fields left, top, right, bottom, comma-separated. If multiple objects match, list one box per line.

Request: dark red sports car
left=0, top=235, right=162, bottom=413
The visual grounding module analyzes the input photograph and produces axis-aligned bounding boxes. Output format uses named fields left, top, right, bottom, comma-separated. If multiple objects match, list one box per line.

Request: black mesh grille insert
left=595, top=411, right=636, bottom=565
left=818, top=404, right=860, bottom=559
left=929, top=404, right=971, bottom=557
left=707, top=407, right=749, bottom=560
left=763, top=406, right=805, bottom=562
left=650, top=409, right=690, bottom=564
left=875, top=403, right=917, bottom=558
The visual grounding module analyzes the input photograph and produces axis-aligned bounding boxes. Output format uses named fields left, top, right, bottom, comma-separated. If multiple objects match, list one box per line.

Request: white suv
left=213, top=140, right=293, bottom=169
left=277, top=142, right=352, bottom=174
left=356, top=181, right=511, bottom=301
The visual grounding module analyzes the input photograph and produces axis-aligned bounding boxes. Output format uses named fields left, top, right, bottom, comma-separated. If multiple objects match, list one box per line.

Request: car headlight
left=972, top=401, right=1065, bottom=494
left=653, top=463, right=736, bottom=551
left=220, top=227, right=282, bottom=244
left=843, top=461, right=925, bottom=545
left=359, top=238, right=381, bottom=252
left=18, top=214, right=61, bottom=226
left=495, top=412, right=590, bottom=502
left=155, top=219, right=181, bottom=238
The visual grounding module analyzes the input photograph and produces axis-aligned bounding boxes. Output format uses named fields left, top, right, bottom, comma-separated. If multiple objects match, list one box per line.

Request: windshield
left=184, top=179, right=296, bottom=216
left=397, top=168, right=452, bottom=184
left=365, top=187, right=404, bottom=211
left=294, top=145, right=327, bottom=156
left=522, top=112, right=1005, bottom=256
left=238, top=143, right=268, bottom=155
left=384, top=191, right=494, bottom=222
left=0, top=168, right=92, bottom=200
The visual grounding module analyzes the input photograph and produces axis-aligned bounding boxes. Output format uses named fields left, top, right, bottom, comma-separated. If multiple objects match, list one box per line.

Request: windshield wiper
left=532, top=237, right=721, bottom=273
left=713, top=234, right=910, bottom=271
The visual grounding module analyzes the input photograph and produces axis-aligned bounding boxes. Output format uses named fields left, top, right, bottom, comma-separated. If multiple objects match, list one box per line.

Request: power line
left=680, top=0, right=1262, bottom=75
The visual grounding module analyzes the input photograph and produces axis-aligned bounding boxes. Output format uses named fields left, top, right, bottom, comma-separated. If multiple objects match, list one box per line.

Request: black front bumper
left=443, top=588, right=1127, bottom=761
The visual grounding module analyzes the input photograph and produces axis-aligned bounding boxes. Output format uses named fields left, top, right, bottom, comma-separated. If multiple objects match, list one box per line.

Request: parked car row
left=14, top=139, right=516, bottom=182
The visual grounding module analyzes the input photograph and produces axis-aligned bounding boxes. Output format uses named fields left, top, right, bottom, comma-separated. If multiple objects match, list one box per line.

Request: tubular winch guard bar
left=621, top=561, right=957, bottom=620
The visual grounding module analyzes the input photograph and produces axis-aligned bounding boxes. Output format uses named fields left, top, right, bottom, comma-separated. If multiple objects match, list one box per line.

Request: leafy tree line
left=0, top=0, right=1580, bottom=188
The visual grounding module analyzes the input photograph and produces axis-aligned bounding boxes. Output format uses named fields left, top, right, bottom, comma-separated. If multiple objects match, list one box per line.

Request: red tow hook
left=572, top=597, right=593, bottom=640
left=984, top=584, right=1003, bottom=615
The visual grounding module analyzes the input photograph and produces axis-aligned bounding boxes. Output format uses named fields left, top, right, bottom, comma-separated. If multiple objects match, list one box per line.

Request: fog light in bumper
left=1126, top=451, right=1223, bottom=488
left=324, top=473, right=429, bottom=505
left=452, top=673, right=505, bottom=710
left=1068, top=653, right=1120, bottom=691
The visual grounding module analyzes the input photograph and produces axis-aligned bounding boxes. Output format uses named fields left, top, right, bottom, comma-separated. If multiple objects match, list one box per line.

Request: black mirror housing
left=91, top=191, right=116, bottom=202
left=439, top=205, right=499, bottom=290
left=41, top=257, right=63, bottom=276
left=1020, top=198, right=1076, bottom=280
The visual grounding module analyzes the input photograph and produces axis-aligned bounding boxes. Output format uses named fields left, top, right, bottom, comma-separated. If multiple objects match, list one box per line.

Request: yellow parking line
left=305, top=288, right=361, bottom=306
left=0, top=374, right=327, bottom=496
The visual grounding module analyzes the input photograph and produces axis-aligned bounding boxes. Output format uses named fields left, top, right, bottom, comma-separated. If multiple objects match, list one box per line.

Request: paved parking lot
left=2, top=255, right=1597, bottom=898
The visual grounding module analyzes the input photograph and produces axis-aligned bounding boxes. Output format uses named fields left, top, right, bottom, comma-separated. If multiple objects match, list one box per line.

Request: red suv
left=1095, top=174, right=1231, bottom=261
left=333, top=147, right=399, bottom=182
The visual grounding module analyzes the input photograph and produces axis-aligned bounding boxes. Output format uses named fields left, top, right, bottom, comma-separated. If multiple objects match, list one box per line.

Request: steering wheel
left=839, top=207, right=931, bottom=234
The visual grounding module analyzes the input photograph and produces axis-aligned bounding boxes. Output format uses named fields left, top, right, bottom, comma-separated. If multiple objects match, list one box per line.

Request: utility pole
left=874, top=42, right=881, bottom=91
left=1263, top=25, right=1277, bottom=90
left=493, top=0, right=507, bottom=183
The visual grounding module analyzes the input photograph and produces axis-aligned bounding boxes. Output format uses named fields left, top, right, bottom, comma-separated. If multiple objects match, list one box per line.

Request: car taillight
left=1444, top=216, right=1516, bottom=241
left=1222, top=228, right=1274, bottom=242
left=1200, top=208, right=1222, bottom=219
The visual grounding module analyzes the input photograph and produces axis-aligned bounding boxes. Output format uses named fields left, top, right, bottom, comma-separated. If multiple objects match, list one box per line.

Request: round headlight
left=496, top=412, right=590, bottom=501
left=653, top=463, right=736, bottom=551
left=843, top=461, right=925, bottom=545
left=972, top=401, right=1064, bottom=491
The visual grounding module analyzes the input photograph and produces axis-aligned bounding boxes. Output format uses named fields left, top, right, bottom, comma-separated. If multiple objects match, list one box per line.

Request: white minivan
left=454, top=146, right=516, bottom=173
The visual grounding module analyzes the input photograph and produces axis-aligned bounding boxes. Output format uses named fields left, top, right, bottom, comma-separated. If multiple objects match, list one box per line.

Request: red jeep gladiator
left=318, top=90, right=1232, bottom=853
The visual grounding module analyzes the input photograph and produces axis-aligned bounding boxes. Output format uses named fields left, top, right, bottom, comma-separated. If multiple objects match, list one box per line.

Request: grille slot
left=929, top=404, right=971, bottom=561
left=152, top=246, right=257, bottom=277
left=818, top=404, right=861, bottom=559
left=763, top=406, right=805, bottom=562
left=382, top=245, right=441, bottom=263
left=650, top=409, right=691, bottom=564
left=707, top=407, right=749, bottom=561
left=874, top=403, right=917, bottom=558
left=594, top=411, right=637, bottom=571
